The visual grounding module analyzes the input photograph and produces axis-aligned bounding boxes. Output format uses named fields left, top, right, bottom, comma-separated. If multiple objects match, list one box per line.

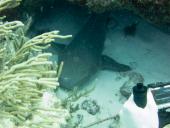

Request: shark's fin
left=101, top=55, right=132, bottom=72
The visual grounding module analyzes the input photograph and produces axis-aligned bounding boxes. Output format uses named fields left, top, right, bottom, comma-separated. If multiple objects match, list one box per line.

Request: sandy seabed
left=56, top=11, right=170, bottom=127
left=36, top=7, right=170, bottom=127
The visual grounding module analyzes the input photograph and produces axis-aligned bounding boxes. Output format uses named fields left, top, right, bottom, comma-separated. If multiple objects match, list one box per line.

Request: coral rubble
left=81, top=99, right=100, bottom=115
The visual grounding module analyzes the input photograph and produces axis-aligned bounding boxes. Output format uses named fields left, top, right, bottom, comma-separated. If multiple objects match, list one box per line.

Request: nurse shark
left=58, top=13, right=132, bottom=90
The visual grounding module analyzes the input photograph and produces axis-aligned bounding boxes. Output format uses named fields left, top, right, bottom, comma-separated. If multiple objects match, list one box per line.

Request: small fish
left=123, top=21, right=139, bottom=37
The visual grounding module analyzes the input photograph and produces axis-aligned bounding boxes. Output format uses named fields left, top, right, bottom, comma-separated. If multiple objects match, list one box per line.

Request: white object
left=119, top=89, right=159, bottom=128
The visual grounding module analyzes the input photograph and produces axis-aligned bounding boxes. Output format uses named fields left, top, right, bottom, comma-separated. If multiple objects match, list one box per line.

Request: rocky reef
left=67, top=0, right=170, bottom=33
left=68, top=0, right=121, bottom=13
left=1, top=0, right=169, bottom=33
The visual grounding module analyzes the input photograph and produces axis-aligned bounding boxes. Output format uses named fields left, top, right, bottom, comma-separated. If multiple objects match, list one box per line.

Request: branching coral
left=0, top=20, right=24, bottom=36
left=0, top=53, right=70, bottom=127
left=0, top=28, right=71, bottom=127
left=0, top=1, right=72, bottom=127
left=5, top=29, right=71, bottom=66
left=0, top=53, right=56, bottom=122
left=0, top=0, right=22, bottom=11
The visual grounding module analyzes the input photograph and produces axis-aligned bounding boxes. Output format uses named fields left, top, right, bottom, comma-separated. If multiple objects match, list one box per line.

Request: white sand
left=56, top=11, right=170, bottom=127
left=34, top=7, right=170, bottom=127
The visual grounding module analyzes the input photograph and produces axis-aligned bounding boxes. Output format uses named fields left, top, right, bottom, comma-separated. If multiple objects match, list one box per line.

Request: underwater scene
left=0, top=0, right=170, bottom=128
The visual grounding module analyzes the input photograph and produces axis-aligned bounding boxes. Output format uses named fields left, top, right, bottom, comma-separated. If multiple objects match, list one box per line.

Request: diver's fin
left=101, top=55, right=132, bottom=72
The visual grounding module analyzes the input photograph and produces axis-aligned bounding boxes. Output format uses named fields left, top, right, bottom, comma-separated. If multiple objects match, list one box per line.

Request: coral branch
left=0, top=0, right=22, bottom=12
left=0, top=1, right=71, bottom=127
left=6, top=30, right=72, bottom=66
left=0, top=21, right=24, bottom=36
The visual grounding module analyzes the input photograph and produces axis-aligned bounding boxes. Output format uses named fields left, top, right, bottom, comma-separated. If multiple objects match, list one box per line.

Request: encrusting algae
left=0, top=0, right=72, bottom=127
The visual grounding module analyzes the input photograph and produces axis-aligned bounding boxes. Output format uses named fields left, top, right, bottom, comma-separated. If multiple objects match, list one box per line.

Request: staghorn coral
left=0, top=1, right=72, bottom=127
left=0, top=53, right=61, bottom=126
left=5, top=29, right=71, bottom=66
left=0, top=20, right=24, bottom=36
left=0, top=0, right=22, bottom=12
